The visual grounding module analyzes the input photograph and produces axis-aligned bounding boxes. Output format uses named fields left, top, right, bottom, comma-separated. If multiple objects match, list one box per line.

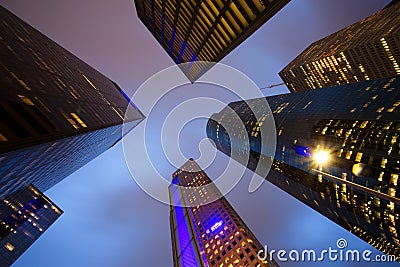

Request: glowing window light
left=5, top=243, right=14, bottom=251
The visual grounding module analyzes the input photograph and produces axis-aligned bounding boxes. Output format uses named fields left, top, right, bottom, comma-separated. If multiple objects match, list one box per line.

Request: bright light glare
left=313, top=150, right=329, bottom=164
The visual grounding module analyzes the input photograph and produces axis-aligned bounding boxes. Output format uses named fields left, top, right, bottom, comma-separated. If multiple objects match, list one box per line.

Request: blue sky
left=1, top=0, right=397, bottom=266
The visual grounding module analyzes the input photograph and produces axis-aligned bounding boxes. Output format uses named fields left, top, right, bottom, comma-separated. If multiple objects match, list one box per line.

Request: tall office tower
left=169, top=159, right=277, bottom=267
left=0, top=185, right=62, bottom=267
left=207, top=77, right=400, bottom=260
left=0, top=6, right=144, bottom=201
left=279, top=1, right=400, bottom=92
left=134, top=0, right=290, bottom=81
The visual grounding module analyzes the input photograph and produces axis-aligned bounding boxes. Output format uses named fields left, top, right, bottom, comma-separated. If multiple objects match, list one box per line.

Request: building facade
left=279, top=1, right=400, bottom=92
left=169, top=159, right=277, bottom=266
left=0, top=185, right=62, bottom=267
left=134, top=0, right=290, bottom=81
left=207, top=77, right=400, bottom=260
left=0, top=6, right=144, bottom=201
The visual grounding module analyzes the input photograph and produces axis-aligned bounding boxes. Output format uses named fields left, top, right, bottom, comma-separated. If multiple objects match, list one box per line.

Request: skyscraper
left=0, top=6, right=144, bottom=201
left=169, top=159, right=278, bottom=266
left=279, top=1, right=400, bottom=92
left=207, top=77, right=400, bottom=260
left=134, top=0, right=290, bottom=81
left=0, top=185, right=62, bottom=267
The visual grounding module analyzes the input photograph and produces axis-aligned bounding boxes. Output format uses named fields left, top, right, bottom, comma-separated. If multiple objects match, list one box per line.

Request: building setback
left=207, top=77, right=400, bottom=260
left=169, top=159, right=278, bottom=266
left=279, top=1, right=400, bottom=92
left=134, top=0, right=290, bottom=81
left=0, top=5, right=144, bottom=201
left=0, top=185, right=62, bottom=267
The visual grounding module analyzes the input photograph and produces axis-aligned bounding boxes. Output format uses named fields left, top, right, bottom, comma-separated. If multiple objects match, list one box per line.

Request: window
left=70, top=113, right=87, bottom=128
left=390, top=174, right=398, bottom=186
left=18, top=95, right=34, bottom=105
left=355, top=152, right=363, bottom=162
left=5, top=243, right=15, bottom=251
left=0, top=133, right=7, bottom=142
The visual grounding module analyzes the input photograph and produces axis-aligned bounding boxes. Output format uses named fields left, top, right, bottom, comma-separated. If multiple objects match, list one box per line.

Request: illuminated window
left=388, top=188, right=396, bottom=197
left=18, top=95, right=34, bottom=105
left=9, top=71, right=31, bottom=90
left=389, top=214, right=395, bottom=224
left=111, top=107, right=124, bottom=120
left=302, top=101, right=312, bottom=110
left=360, top=121, right=369, bottom=128
left=381, top=158, right=387, bottom=168
left=62, top=113, right=79, bottom=129
left=0, top=133, right=7, bottom=142
left=388, top=202, right=394, bottom=211
left=390, top=174, right=398, bottom=186
left=381, top=37, right=400, bottom=74
left=82, top=74, right=97, bottom=90
left=5, top=243, right=14, bottom=251
left=378, top=172, right=384, bottom=182
left=70, top=113, right=87, bottom=128
left=355, top=152, right=363, bottom=162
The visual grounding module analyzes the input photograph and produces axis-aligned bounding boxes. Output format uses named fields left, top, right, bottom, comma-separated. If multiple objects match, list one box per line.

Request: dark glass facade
left=0, top=6, right=144, bottom=200
left=134, top=0, right=290, bottom=81
left=0, top=185, right=62, bottom=267
left=207, top=77, right=400, bottom=260
left=169, top=159, right=278, bottom=267
left=279, top=2, right=400, bottom=92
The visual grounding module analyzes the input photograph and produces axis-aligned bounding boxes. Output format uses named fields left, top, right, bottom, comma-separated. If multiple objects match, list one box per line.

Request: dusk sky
left=1, top=0, right=397, bottom=266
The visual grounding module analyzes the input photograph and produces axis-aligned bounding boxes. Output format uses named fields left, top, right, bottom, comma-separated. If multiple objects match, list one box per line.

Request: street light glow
left=313, top=150, right=330, bottom=164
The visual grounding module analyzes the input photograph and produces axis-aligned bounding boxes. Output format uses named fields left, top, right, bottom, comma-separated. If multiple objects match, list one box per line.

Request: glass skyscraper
left=279, top=1, right=400, bottom=92
left=169, top=159, right=278, bottom=267
left=134, top=0, right=290, bottom=81
left=207, top=77, right=400, bottom=260
left=0, top=6, right=144, bottom=264
left=0, top=5, right=144, bottom=201
left=0, top=185, right=62, bottom=267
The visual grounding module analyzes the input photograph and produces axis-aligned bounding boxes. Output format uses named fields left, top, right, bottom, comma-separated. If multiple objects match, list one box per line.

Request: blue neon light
left=173, top=206, right=198, bottom=266
left=183, top=54, right=197, bottom=75
left=177, top=41, right=187, bottom=63
left=115, top=85, right=138, bottom=110
left=169, top=27, right=175, bottom=55
left=190, top=54, right=197, bottom=63
left=292, top=145, right=312, bottom=158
